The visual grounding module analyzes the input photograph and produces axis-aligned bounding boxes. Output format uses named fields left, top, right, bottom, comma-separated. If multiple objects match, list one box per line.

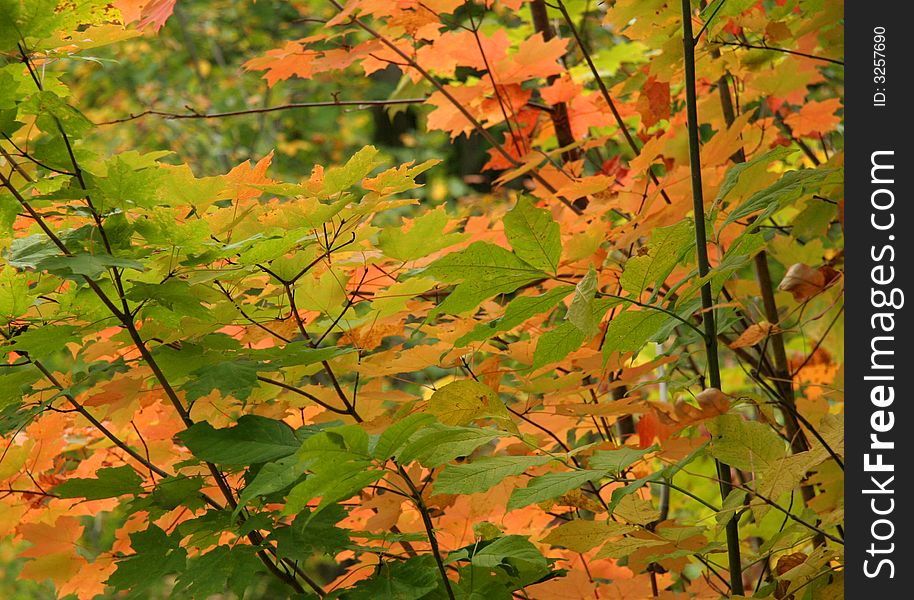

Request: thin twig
left=709, top=39, right=844, bottom=66
left=95, top=98, right=431, bottom=125
left=554, top=0, right=672, bottom=205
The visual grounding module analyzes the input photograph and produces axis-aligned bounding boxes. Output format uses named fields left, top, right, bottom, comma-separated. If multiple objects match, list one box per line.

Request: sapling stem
left=679, top=1, right=745, bottom=594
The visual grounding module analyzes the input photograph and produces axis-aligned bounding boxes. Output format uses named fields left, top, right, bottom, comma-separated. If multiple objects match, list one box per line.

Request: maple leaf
left=493, top=33, right=568, bottom=84
left=225, top=153, right=276, bottom=201
left=417, top=29, right=511, bottom=77
left=783, top=97, right=843, bottom=137
left=244, top=42, right=318, bottom=86
left=114, top=0, right=177, bottom=32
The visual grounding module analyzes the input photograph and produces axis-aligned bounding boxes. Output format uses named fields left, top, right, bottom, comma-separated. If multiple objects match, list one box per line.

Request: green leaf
left=535, top=297, right=622, bottom=369
left=322, top=145, right=381, bottom=194
left=251, top=342, right=351, bottom=369
left=1, top=0, right=115, bottom=52
left=141, top=476, right=205, bottom=512
left=398, top=424, right=506, bottom=467
left=531, top=321, right=585, bottom=370
left=88, top=154, right=165, bottom=210
left=0, top=366, right=40, bottom=408
left=236, top=455, right=302, bottom=515
left=172, top=510, right=235, bottom=549
left=566, top=267, right=599, bottom=338
left=21, top=91, right=92, bottom=137
left=708, top=414, right=787, bottom=473
left=378, top=205, right=467, bottom=261
left=7, top=234, right=146, bottom=279
left=54, top=466, right=144, bottom=500
left=174, top=545, right=264, bottom=599
left=619, top=220, right=694, bottom=299
left=588, top=446, right=655, bottom=475
left=606, top=441, right=709, bottom=513
left=602, top=309, right=669, bottom=360
left=595, top=536, right=668, bottom=559
left=469, top=535, right=549, bottom=575
left=0, top=0, right=59, bottom=51
left=6, top=234, right=60, bottom=270
left=716, top=489, right=748, bottom=535
left=125, top=279, right=211, bottom=319
left=710, top=231, right=766, bottom=293
left=271, top=504, right=351, bottom=560
left=791, top=196, right=836, bottom=240
left=156, top=163, right=229, bottom=211
left=0, top=267, right=32, bottom=320
left=455, top=286, right=573, bottom=346
left=0, top=106, right=23, bottom=138
left=345, top=555, right=440, bottom=600
left=507, top=470, right=604, bottom=510
left=372, top=413, right=436, bottom=461
left=427, top=380, right=509, bottom=426
left=107, top=526, right=187, bottom=599
left=296, top=425, right=370, bottom=467
left=716, top=147, right=791, bottom=203
left=541, top=519, right=634, bottom=553
left=181, top=360, right=260, bottom=402
left=38, top=253, right=146, bottom=279
left=722, top=168, right=836, bottom=229
left=503, top=196, right=561, bottom=272
left=593, top=41, right=650, bottom=75
left=1, top=325, right=80, bottom=362
left=425, top=242, right=545, bottom=314
left=283, top=463, right=383, bottom=518
left=177, top=415, right=300, bottom=466
left=434, top=455, right=553, bottom=495
left=699, top=0, right=726, bottom=33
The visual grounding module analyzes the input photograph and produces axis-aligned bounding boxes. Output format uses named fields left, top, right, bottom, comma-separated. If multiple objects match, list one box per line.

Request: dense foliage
left=0, top=1, right=844, bottom=598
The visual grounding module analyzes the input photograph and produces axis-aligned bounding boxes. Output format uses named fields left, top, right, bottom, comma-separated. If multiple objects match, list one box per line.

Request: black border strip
left=846, top=3, right=910, bottom=595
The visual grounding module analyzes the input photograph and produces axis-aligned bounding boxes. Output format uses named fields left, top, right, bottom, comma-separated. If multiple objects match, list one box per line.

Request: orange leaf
left=244, top=42, right=318, bottom=86
left=493, top=33, right=567, bottom=84
left=636, top=411, right=679, bottom=448
left=783, top=98, right=842, bottom=137
left=636, top=77, right=670, bottom=128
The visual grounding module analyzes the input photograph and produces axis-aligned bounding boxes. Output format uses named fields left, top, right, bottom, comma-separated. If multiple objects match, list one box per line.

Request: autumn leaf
left=427, top=379, right=511, bottom=426
left=728, top=321, right=779, bottom=349
left=636, top=77, right=671, bottom=127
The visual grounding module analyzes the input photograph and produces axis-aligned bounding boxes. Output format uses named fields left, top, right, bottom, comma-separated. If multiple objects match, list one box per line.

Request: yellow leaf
left=541, top=519, right=634, bottom=553
left=614, top=493, right=660, bottom=525
left=427, top=380, right=509, bottom=426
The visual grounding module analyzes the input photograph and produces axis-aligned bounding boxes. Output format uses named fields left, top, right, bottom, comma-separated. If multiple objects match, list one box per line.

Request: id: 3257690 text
left=874, top=26, right=887, bottom=106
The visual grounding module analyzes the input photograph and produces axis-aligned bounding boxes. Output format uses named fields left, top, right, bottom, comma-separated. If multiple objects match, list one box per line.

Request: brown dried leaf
left=778, top=263, right=825, bottom=301
left=728, top=321, right=779, bottom=349
left=776, top=552, right=808, bottom=576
